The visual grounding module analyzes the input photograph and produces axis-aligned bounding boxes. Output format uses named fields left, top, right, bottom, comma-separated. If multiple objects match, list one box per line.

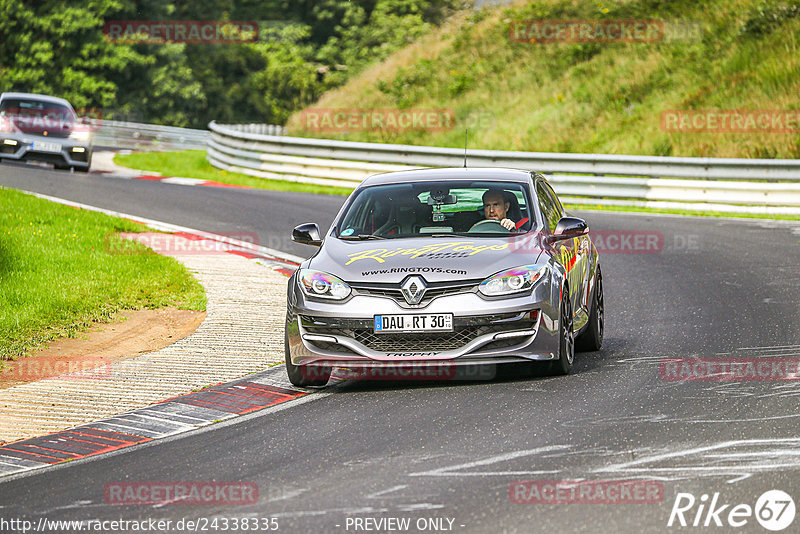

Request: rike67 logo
left=668, top=490, right=795, bottom=531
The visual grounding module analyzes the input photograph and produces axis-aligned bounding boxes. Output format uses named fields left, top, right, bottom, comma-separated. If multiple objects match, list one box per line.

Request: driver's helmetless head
left=482, top=190, right=509, bottom=220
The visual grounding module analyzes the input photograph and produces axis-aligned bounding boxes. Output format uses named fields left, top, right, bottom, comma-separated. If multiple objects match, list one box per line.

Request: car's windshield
left=0, top=99, right=76, bottom=130
left=336, top=180, right=535, bottom=239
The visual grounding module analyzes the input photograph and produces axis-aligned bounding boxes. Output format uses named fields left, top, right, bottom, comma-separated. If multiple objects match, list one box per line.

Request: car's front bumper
left=0, top=132, right=92, bottom=168
left=286, top=278, right=561, bottom=371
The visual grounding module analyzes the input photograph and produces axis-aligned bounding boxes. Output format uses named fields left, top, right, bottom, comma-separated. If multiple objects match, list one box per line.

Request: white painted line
left=0, top=378, right=328, bottom=484
left=366, top=485, right=408, bottom=499
left=594, top=438, right=800, bottom=474
left=737, top=344, right=800, bottom=351
left=160, top=177, right=207, bottom=186
left=408, top=446, right=569, bottom=477
left=397, top=503, right=445, bottom=512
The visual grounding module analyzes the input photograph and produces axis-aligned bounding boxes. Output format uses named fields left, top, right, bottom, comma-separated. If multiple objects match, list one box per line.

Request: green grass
left=114, top=150, right=354, bottom=196
left=0, top=188, right=207, bottom=362
left=288, top=0, right=800, bottom=159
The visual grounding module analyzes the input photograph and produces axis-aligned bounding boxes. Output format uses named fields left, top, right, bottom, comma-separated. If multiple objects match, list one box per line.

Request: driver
left=482, top=189, right=517, bottom=230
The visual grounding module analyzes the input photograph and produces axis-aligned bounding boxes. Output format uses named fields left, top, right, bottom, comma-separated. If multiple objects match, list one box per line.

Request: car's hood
left=308, top=235, right=545, bottom=283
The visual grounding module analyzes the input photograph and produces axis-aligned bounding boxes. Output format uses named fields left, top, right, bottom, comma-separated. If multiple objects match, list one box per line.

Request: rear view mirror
left=427, top=194, right=457, bottom=205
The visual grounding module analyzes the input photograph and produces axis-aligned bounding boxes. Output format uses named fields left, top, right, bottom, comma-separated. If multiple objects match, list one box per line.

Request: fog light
left=72, top=147, right=85, bottom=153
left=3, top=139, right=17, bottom=145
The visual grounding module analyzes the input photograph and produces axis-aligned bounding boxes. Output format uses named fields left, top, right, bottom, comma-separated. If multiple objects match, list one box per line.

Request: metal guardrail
left=91, top=119, right=210, bottom=151
left=207, top=121, right=800, bottom=214
left=221, top=123, right=286, bottom=136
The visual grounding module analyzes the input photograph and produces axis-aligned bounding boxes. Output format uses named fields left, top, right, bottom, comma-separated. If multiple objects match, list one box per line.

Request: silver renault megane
left=285, top=167, right=603, bottom=387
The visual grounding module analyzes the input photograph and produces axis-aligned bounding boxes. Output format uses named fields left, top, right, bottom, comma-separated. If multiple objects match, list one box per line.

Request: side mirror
left=292, top=223, right=322, bottom=247
left=548, top=216, right=589, bottom=243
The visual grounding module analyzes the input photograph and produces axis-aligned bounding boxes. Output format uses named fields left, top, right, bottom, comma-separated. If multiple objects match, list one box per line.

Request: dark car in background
left=285, top=167, right=604, bottom=387
left=0, top=92, right=92, bottom=172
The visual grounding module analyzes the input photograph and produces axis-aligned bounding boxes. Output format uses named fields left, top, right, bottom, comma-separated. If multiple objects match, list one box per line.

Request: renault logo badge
left=400, top=275, right=427, bottom=305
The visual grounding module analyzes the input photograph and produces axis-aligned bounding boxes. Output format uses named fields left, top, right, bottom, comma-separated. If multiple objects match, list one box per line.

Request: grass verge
left=114, top=150, right=354, bottom=196
left=0, top=187, right=207, bottom=362
left=288, top=0, right=800, bottom=159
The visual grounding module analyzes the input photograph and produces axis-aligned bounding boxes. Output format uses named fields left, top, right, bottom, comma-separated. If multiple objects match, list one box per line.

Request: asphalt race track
left=1, top=163, right=799, bottom=533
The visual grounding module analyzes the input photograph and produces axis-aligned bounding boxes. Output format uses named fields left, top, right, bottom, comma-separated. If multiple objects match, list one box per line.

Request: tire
left=575, top=264, right=604, bottom=352
left=548, top=290, right=575, bottom=376
left=285, top=329, right=330, bottom=387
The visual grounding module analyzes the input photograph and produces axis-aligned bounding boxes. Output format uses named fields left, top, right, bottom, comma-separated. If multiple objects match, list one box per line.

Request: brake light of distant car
left=479, top=265, right=548, bottom=297
left=299, top=269, right=351, bottom=300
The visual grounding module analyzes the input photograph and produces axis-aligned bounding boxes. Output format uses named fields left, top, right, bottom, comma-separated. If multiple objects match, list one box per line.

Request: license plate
left=374, top=313, right=453, bottom=333
left=31, top=141, right=61, bottom=153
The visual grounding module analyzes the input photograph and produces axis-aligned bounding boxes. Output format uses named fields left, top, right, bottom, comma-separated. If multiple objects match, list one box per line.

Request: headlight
left=69, top=129, right=91, bottom=141
left=479, top=265, right=547, bottom=297
left=299, top=269, right=351, bottom=300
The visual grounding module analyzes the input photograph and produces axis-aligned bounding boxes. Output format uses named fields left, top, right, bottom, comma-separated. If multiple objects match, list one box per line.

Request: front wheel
left=575, top=264, right=604, bottom=352
left=548, top=291, right=574, bottom=376
left=285, top=329, right=330, bottom=387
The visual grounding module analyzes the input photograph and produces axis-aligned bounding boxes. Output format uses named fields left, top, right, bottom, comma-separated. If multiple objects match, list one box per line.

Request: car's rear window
left=336, top=180, right=535, bottom=239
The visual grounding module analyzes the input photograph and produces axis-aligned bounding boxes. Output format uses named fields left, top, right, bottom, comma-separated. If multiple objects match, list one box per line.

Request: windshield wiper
left=427, top=233, right=465, bottom=238
left=339, top=234, right=386, bottom=240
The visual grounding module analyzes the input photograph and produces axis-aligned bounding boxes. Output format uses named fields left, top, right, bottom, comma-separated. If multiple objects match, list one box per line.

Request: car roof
left=0, top=92, right=74, bottom=107
left=360, top=167, right=534, bottom=186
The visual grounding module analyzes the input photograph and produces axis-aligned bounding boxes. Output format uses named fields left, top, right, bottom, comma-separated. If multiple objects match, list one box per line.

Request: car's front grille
left=355, top=327, right=487, bottom=352
left=304, top=321, right=536, bottom=354
left=350, top=279, right=480, bottom=307
left=21, top=152, right=65, bottom=165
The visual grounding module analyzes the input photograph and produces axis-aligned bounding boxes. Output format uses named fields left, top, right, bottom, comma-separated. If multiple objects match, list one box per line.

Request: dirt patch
left=0, top=308, right=206, bottom=389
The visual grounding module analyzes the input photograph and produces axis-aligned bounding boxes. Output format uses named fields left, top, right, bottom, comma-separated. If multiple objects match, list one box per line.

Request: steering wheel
left=468, top=219, right=511, bottom=233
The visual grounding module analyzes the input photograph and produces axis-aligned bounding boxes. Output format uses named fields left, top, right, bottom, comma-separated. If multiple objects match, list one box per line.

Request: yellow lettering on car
left=346, top=241, right=511, bottom=264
